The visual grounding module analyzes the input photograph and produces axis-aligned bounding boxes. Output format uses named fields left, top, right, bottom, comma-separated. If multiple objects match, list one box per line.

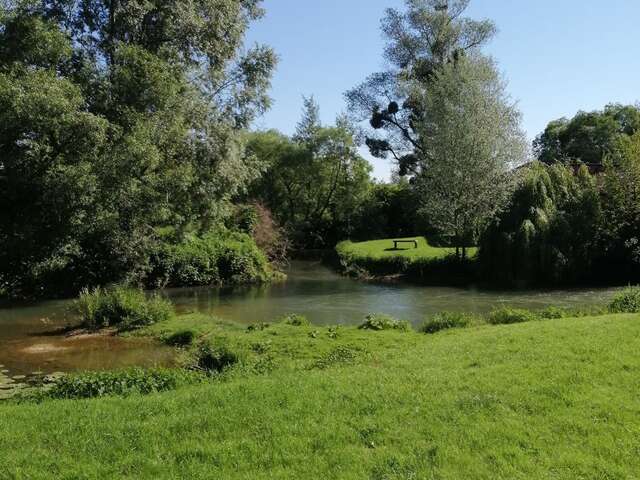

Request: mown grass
left=2, top=310, right=640, bottom=478
left=335, top=237, right=477, bottom=284
left=337, top=236, right=476, bottom=262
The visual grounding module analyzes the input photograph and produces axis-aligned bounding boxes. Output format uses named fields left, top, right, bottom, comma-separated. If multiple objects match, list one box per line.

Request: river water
left=0, top=261, right=621, bottom=376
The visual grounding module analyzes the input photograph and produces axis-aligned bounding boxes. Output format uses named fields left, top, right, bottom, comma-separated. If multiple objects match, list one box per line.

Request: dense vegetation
left=75, top=287, right=175, bottom=331
left=0, top=0, right=276, bottom=297
left=481, top=129, right=640, bottom=286
left=3, top=304, right=640, bottom=477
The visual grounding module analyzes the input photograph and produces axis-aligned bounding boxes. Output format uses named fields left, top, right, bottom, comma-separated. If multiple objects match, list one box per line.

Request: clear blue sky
left=247, top=0, right=640, bottom=180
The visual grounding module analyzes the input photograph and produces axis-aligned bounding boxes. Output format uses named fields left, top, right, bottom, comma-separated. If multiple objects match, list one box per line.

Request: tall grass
left=75, top=287, right=175, bottom=331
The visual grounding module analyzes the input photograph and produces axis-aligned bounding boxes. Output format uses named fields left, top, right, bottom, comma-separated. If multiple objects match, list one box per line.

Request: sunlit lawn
left=1, top=312, right=639, bottom=478
left=337, top=236, right=477, bottom=262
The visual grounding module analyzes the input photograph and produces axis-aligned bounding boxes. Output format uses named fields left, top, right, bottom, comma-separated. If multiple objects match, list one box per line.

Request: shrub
left=421, top=312, right=474, bottom=334
left=280, top=314, right=310, bottom=327
left=147, top=231, right=273, bottom=289
left=487, top=307, right=537, bottom=325
left=164, top=329, right=196, bottom=347
left=537, top=306, right=567, bottom=319
left=359, top=314, right=411, bottom=332
left=38, top=368, right=201, bottom=400
left=193, top=343, right=239, bottom=373
left=609, top=286, right=640, bottom=313
left=75, top=287, right=174, bottom=331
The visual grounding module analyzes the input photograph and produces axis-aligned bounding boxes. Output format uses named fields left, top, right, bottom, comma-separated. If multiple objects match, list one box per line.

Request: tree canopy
left=248, top=98, right=372, bottom=248
left=0, top=0, right=276, bottom=295
left=414, top=55, right=527, bottom=257
left=345, top=0, right=496, bottom=177
left=533, top=104, right=640, bottom=167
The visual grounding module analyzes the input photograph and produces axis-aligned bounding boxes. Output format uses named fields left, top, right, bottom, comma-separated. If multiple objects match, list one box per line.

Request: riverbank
left=336, top=237, right=477, bottom=285
left=2, top=302, right=640, bottom=477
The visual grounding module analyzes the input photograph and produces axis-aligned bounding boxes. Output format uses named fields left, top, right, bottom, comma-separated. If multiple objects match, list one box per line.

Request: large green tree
left=0, top=0, right=276, bottom=296
left=480, top=162, right=602, bottom=286
left=414, top=55, right=527, bottom=258
left=533, top=104, right=640, bottom=167
left=345, top=0, right=496, bottom=177
left=248, top=98, right=372, bottom=248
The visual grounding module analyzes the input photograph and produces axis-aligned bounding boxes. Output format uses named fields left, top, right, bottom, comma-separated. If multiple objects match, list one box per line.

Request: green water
left=0, top=261, right=622, bottom=376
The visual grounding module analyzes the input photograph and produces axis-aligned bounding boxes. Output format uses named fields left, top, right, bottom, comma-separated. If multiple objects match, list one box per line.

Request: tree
left=414, top=55, right=527, bottom=259
left=0, top=0, right=276, bottom=296
left=533, top=104, right=640, bottom=167
left=248, top=99, right=373, bottom=248
left=480, top=162, right=602, bottom=286
left=599, top=132, right=640, bottom=278
left=345, top=0, right=496, bottom=177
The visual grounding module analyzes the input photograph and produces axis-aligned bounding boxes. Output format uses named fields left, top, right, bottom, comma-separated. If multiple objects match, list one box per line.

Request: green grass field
left=2, top=312, right=640, bottom=478
left=337, top=237, right=477, bottom=262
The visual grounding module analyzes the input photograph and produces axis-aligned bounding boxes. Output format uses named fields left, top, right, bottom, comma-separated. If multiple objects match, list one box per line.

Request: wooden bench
left=393, top=239, right=418, bottom=249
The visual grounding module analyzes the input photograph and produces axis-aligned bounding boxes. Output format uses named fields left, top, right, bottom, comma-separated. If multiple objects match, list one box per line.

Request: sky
left=247, top=0, right=640, bottom=181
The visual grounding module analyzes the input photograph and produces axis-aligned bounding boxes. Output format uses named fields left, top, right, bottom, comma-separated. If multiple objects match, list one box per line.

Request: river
left=0, top=261, right=621, bottom=377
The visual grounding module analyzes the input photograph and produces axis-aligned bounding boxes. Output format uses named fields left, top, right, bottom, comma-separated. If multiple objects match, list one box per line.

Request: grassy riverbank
left=2, top=308, right=640, bottom=478
left=336, top=236, right=477, bottom=283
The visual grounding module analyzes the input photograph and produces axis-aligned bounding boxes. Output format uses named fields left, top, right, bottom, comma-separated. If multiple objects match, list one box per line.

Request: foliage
left=608, top=286, right=640, bottom=314
left=414, top=55, right=527, bottom=258
left=147, top=231, right=273, bottom=288
left=421, top=312, right=476, bottom=334
left=346, top=0, right=496, bottom=177
left=248, top=99, right=373, bottom=248
left=75, top=287, right=175, bottom=331
left=27, top=368, right=201, bottom=401
left=280, top=314, right=310, bottom=327
left=192, top=343, right=240, bottom=373
left=358, top=314, right=411, bottom=332
left=350, top=181, right=421, bottom=241
left=480, top=161, right=602, bottom=286
left=533, top=104, right=640, bottom=166
left=0, top=0, right=276, bottom=297
left=599, top=132, right=640, bottom=279
left=487, top=307, right=538, bottom=325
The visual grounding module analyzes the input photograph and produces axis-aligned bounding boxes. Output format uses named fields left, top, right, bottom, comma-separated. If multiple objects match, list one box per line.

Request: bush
left=280, top=314, right=310, bottom=327
left=38, top=368, right=201, bottom=400
left=609, top=286, right=640, bottom=313
left=421, top=312, right=474, bottom=334
left=193, top=343, right=239, bottom=373
left=75, top=287, right=174, bottom=331
left=164, top=329, right=196, bottom=347
left=537, top=306, right=567, bottom=319
left=359, top=314, right=411, bottom=332
left=487, top=307, right=537, bottom=325
left=147, top=231, right=273, bottom=289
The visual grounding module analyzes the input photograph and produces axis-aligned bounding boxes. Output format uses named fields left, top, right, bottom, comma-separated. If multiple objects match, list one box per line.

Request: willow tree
left=345, top=0, right=496, bottom=177
left=480, top=162, right=601, bottom=286
left=0, top=0, right=276, bottom=295
left=415, top=55, right=527, bottom=259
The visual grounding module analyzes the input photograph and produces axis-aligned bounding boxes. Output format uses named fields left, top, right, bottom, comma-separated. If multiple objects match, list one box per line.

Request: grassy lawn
left=337, top=237, right=477, bottom=262
left=2, top=312, right=640, bottom=478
